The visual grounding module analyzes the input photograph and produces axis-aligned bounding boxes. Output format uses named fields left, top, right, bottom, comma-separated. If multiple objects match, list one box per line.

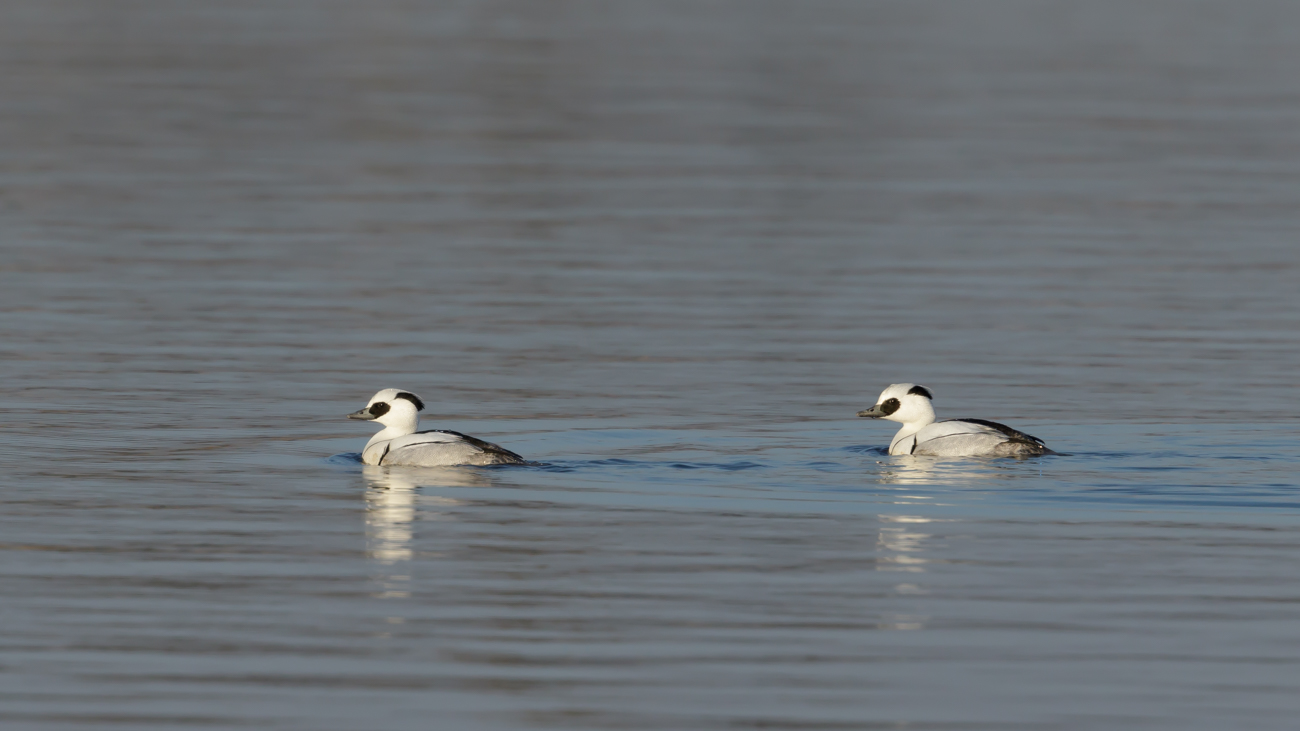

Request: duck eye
left=368, top=402, right=391, bottom=417
left=880, top=398, right=901, bottom=415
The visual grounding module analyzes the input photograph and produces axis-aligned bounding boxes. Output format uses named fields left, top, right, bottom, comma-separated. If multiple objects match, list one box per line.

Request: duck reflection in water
left=874, top=453, right=1040, bottom=488
left=876, top=514, right=932, bottom=574
left=361, top=466, right=488, bottom=597
left=875, top=515, right=936, bottom=631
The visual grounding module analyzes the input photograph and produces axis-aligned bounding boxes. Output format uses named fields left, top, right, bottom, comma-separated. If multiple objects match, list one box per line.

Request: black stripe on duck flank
left=948, top=418, right=1045, bottom=446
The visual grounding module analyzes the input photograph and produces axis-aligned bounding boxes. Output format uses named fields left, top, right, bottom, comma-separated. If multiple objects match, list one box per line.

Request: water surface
left=2, top=1, right=1300, bottom=729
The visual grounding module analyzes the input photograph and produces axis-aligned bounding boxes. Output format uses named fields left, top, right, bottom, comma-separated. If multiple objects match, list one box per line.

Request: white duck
left=857, top=383, right=1052, bottom=458
left=347, top=389, right=526, bottom=467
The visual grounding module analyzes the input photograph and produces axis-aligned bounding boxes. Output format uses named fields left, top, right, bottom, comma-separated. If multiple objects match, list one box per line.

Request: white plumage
left=347, top=388, right=525, bottom=467
left=857, top=383, right=1052, bottom=458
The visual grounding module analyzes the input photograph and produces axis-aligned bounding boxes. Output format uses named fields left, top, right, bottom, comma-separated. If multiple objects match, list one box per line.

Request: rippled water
left=4, top=1, right=1300, bottom=729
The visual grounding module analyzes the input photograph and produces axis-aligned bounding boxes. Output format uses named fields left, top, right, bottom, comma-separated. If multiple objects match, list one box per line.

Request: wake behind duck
left=857, top=383, right=1052, bottom=458
left=347, top=388, right=526, bottom=467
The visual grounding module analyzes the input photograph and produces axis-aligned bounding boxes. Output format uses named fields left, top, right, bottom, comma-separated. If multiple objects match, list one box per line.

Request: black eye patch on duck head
left=368, top=402, right=391, bottom=418
left=880, top=398, right=901, bottom=415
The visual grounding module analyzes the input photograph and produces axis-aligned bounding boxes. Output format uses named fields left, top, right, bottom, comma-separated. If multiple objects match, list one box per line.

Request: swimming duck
left=857, top=383, right=1052, bottom=457
left=347, top=389, right=526, bottom=467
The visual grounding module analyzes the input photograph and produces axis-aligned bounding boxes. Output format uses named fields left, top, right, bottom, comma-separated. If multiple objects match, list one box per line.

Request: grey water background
left=3, top=1, right=1300, bottom=729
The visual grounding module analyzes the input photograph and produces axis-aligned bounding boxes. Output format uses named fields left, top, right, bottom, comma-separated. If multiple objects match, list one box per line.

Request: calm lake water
left=3, top=1, right=1300, bottom=729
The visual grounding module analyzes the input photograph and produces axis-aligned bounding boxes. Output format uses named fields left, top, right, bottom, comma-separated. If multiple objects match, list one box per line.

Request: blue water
left=7, top=421, right=1299, bottom=730
left=4, top=0, right=1300, bottom=729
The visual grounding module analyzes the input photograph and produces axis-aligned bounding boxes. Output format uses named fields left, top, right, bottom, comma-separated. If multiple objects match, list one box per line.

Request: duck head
left=348, top=388, right=425, bottom=436
left=857, top=383, right=936, bottom=427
